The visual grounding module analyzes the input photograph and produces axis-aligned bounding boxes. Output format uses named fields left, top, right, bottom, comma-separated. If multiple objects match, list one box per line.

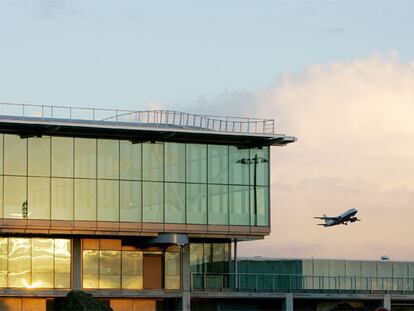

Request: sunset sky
left=1, top=1, right=414, bottom=260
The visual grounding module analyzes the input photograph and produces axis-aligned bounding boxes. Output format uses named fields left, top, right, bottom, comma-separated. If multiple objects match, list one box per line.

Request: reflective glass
left=142, top=143, right=163, bottom=181
left=229, top=186, right=250, bottom=225
left=253, top=186, right=269, bottom=226
left=165, top=143, right=185, bottom=182
left=250, top=147, right=269, bottom=186
left=28, top=136, right=50, bottom=176
left=4, top=176, right=27, bottom=219
left=143, top=182, right=163, bottom=223
left=208, top=185, right=228, bottom=225
left=190, top=244, right=204, bottom=273
left=54, top=239, right=71, bottom=288
left=28, top=177, right=50, bottom=219
left=0, top=134, right=3, bottom=174
left=186, top=144, right=207, bottom=183
left=165, top=183, right=185, bottom=224
left=32, top=239, right=54, bottom=288
left=99, top=250, right=121, bottom=289
left=122, top=251, right=143, bottom=289
left=120, top=181, right=141, bottom=222
left=98, top=180, right=119, bottom=221
left=187, top=184, right=207, bottom=224
left=229, top=146, right=250, bottom=185
left=120, top=141, right=141, bottom=180
left=8, top=238, right=31, bottom=288
left=51, top=178, right=73, bottom=220
left=75, top=138, right=96, bottom=178
left=0, top=177, right=2, bottom=218
left=0, top=238, right=7, bottom=287
left=165, top=252, right=181, bottom=290
left=83, top=250, right=99, bottom=288
left=4, top=134, right=27, bottom=175
left=208, top=145, right=228, bottom=184
left=98, top=139, right=119, bottom=179
left=51, top=137, right=73, bottom=177
left=74, top=179, right=96, bottom=221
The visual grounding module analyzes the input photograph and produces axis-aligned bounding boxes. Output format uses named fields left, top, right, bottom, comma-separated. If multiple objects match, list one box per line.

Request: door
left=143, top=255, right=163, bottom=289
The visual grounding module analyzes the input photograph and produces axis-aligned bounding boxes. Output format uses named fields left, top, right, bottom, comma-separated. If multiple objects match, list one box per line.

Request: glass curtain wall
left=0, top=134, right=270, bottom=226
left=0, top=237, right=70, bottom=289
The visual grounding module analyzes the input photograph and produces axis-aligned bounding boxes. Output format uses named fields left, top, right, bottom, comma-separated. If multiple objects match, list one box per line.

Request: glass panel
left=99, top=250, right=121, bottom=289
left=4, top=176, right=27, bottom=219
left=98, top=180, right=119, bottom=221
left=186, top=144, right=207, bottom=183
left=208, top=145, right=228, bottom=184
left=51, top=178, right=73, bottom=220
left=0, top=238, right=7, bottom=287
left=28, top=177, right=50, bottom=219
left=98, top=139, right=119, bottom=179
left=120, top=141, right=141, bottom=180
left=51, top=137, right=73, bottom=177
left=4, top=134, right=27, bottom=175
left=165, top=143, right=185, bottom=182
left=250, top=147, right=269, bottom=186
left=208, top=185, right=228, bottom=225
left=32, top=238, right=54, bottom=288
left=122, top=251, right=143, bottom=289
left=143, top=182, right=163, bottom=223
left=165, top=252, right=181, bottom=290
left=0, top=134, right=3, bottom=174
left=8, top=238, right=31, bottom=288
left=28, top=136, right=50, bottom=177
left=142, top=143, right=163, bottom=181
left=190, top=244, right=204, bottom=273
left=0, top=176, right=3, bottom=218
left=187, top=184, right=207, bottom=224
left=165, top=183, right=185, bottom=224
left=120, top=181, right=141, bottom=222
left=229, top=146, right=249, bottom=185
left=229, top=185, right=250, bottom=225
left=74, top=179, right=96, bottom=221
left=54, top=239, right=71, bottom=288
left=253, top=186, right=269, bottom=226
left=83, top=250, right=99, bottom=288
left=75, top=138, right=96, bottom=178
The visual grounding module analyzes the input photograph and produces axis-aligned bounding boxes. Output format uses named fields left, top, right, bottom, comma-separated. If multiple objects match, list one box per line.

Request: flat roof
left=0, top=103, right=296, bottom=147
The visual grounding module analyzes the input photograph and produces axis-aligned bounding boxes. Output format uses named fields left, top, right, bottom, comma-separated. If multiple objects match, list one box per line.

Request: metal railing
left=0, top=103, right=275, bottom=135
left=191, top=272, right=414, bottom=293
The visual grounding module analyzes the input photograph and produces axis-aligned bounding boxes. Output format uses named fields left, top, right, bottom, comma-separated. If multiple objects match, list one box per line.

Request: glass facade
left=0, top=134, right=270, bottom=227
left=0, top=237, right=70, bottom=289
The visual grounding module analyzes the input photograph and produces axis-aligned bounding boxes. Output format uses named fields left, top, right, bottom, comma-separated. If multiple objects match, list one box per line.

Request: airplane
left=314, top=208, right=360, bottom=227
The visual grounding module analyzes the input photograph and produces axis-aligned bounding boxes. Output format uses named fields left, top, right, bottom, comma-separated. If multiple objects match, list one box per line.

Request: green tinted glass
left=253, top=186, right=269, bottom=226
left=229, top=146, right=249, bottom=185
left=51, top=137, right=74, bottom=177
left=208, top=185, right=228, bottom=225
left=120, top=141, right=141, bottom=180
left=120, top=181, right=141, bottom=222
left=4, top=134, right=27, bottom=176
left=98, top=139, right=119, bottom=179
left=75, top=138, right=96, bottom=178
left=51, top=178, right=73, bottom=220
left=28, top=136, right=50, bottom=177
left=250, top=147, right=269, bottom=186
left=165, top=182, right=185, bottom=224
left=208, top=145, right=228, bottom=184
left=74, top=179, right=96, bottom=221
left=98, top=180, right=119, bottom=221
left=229, top=185, right=249, bottom=225
left=186, top=144, right=207, bottom=183
left=186, top=183, right=207, bottom=224
left=143, top=143, right=163, bottom=181
left=165, top=143, right=185, bottom=182
left=143, top=182, right=163, bottom=223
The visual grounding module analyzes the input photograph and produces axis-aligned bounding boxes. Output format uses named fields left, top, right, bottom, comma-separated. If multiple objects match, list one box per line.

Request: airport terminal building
left=0, top=103, right=412, bottom=311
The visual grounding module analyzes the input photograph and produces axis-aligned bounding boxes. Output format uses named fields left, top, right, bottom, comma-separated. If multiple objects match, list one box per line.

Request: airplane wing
left=314, top=216, right=339, bottom=221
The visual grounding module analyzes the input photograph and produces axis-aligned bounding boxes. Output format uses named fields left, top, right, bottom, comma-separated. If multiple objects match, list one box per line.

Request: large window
left=0, top=237, right=70, bottom=288
left=0, top=134, right=270, bottom=227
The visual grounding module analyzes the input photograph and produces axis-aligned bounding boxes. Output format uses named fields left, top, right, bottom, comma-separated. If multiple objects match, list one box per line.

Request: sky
left=1, top=0, right=414, bottom=260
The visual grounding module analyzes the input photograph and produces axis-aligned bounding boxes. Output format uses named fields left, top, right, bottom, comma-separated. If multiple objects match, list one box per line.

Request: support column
left=383, top=294, right=391, bottom=310
left=282, top=293, right=293, bottom=311
left=72, top=238, right=81, bottom=290
left=179, top=244, right=191, bottom=311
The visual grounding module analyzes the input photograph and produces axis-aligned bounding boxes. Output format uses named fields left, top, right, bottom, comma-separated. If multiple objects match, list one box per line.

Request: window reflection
left=75, top=138, right=96, bottom=178
left=165, top=183, right=185, bottom=224
left=187, top=184, right=207, bottom=224
left=51, top=137, right=73, bottom=177
left=4, top=134, right=27, bottom=176
left=165, top=251, right=181, bottom=290
left=98, top=139, right=119, bottom=179
left=122, top=251, right=143, bottom=289
left=120, top=181, right=141, bottom=222
left=143, top=182, right=163, bottom=223
left=143, top=143, right=163, bottom=181
left=186, top=144, right=207, bottom=183
left=165, top=143, right=185, bottom=182
left=98, top=180, right=119, bottom=221
left=120, top=141, right=141, bottom=180
left=4, top=176, right=27, bottom=219
left=28, top=137, right=50, bottom=177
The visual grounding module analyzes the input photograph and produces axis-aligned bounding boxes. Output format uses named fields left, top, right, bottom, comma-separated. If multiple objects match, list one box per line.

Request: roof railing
left=0, top=103, right=275, bottom=135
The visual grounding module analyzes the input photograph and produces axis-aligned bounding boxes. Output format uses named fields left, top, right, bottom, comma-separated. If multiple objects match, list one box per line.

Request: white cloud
left=194, top=53, right=414, bottom=260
